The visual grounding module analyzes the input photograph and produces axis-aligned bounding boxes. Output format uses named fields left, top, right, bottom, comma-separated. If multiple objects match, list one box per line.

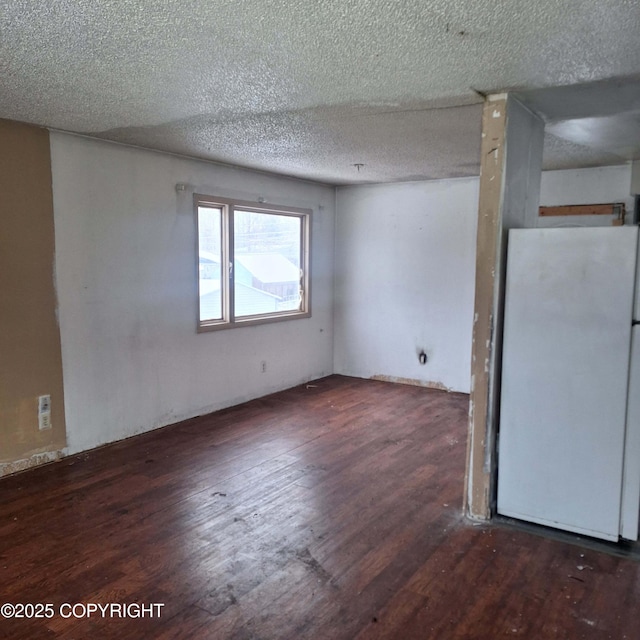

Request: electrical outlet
left=38, top=395, right=52, bottom=430
left=261, top=360, right=267, bottom=373
left=38, top=395, right=51, bottom=414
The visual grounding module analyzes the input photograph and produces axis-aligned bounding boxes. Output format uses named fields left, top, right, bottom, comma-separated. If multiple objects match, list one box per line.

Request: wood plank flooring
left=1, top=375, right=639, bottom=639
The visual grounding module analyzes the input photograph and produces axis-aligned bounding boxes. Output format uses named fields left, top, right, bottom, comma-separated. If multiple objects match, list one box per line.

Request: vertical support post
left=465, top=94, right=544, bottom=520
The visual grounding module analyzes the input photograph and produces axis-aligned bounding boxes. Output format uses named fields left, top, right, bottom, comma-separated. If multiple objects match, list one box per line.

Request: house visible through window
left=196, top=195, right=311, bottom=330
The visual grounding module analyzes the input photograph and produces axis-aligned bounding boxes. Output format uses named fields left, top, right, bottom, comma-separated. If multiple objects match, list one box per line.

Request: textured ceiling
left=2, top=0, right=640, bottom=184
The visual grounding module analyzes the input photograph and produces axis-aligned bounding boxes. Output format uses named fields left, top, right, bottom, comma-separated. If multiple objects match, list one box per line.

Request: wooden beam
left=466, top=96, right=508, bottom=521
left=466, top=95, right=545, bottom=522
left=539, top=203, right=625, bottom=217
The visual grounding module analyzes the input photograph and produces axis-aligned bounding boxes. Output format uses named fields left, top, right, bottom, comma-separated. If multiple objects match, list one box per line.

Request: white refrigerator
left=497, top=226, right=640, bottom=542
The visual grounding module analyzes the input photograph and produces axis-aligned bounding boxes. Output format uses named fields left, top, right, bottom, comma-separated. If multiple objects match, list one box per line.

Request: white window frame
left=195, top=194, right=311, bottom=332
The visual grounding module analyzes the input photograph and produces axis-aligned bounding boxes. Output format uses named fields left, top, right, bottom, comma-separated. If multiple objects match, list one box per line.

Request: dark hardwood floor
left=1, top=375, right=639, bottom=639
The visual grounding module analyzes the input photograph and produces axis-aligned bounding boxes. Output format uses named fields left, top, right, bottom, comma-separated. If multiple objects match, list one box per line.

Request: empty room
left=2, top=1, right=640, bottom=638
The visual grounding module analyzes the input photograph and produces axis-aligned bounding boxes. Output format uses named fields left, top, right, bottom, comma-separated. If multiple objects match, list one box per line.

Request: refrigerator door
left=620, top=325, right=640, bottom=540
left=498, top=226, right=638, bottom=541
left=620, top=247, right=640, bottom=540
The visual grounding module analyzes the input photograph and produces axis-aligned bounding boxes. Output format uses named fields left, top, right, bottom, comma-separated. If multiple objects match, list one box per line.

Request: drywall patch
left=0, top=450, right=64, bottom=478
left=370, top=374, right=453, bottom=392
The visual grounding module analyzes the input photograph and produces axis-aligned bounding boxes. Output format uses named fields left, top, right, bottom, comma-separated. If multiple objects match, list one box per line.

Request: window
left=195, top=195, right=311, bottom=330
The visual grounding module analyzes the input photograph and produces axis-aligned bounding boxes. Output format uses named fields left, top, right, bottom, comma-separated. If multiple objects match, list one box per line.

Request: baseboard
left=0, top=449, right=64, bottom=478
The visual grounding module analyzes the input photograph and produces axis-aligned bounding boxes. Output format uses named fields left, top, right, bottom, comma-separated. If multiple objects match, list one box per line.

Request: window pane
left=233, top=210, right=302, bottom=318
left=198, top=206, right=223, bottom=321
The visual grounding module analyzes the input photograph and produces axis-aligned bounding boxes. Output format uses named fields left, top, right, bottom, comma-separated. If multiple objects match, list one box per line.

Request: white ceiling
left=2, top=0, right=640, bottom=184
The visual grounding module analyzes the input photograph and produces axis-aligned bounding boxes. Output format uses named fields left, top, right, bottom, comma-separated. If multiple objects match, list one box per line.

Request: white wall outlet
left=261, top=360, right=267, bottom=373
left=38, top=395, right=52, bottom=430
left=38, top=395, right=50, bottom=413
left=39, top=412, right=52, bottom=430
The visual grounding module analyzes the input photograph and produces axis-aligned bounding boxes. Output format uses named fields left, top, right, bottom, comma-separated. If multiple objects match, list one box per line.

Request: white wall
left=49, top=137, right=632, bottom=455
left=538, top=164, right=633, bottom=227
left=51, top=134, right=335, bottom=454
left=334, top=179, right=479, bottom=393
left=334, top=164, right=633, bottom=395
left=503, top=97, right=545, bottom=229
